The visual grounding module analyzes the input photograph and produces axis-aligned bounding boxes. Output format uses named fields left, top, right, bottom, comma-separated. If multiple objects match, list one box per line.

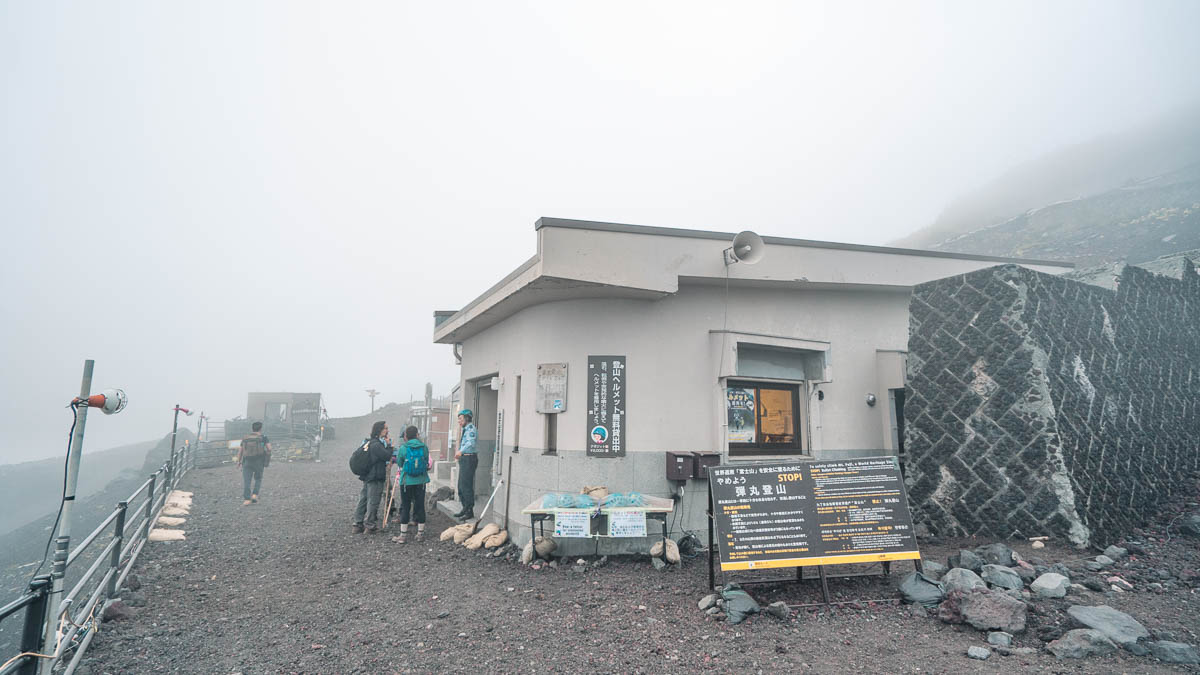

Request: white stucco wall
left=456, top=282, right=913, bottom=550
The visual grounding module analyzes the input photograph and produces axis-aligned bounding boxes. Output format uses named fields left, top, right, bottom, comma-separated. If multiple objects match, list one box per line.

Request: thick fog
left=2, top=1, right=1199, bottom=463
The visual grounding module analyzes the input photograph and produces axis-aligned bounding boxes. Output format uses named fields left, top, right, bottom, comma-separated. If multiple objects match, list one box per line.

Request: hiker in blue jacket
left=454, top=409, right=478, bottom=520
left=391, top=425, right=430, bottom=543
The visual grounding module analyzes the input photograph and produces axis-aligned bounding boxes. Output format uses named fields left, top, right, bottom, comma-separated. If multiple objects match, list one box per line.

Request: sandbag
left=157, top=516, right=186, bottom=527
left=484, top=530, right=508, bottom=549
left=453, top=523, right=477, bottom=545
left=664, top=538, right=681, bottom=564
left=899, top=572, right=945, bottom=608
left=464, top=523, right=500, bottom=550
left=161, top=506, right=188, bottom=517
left=148, top=528, right=186, bottom=542
left=533, top=535, right=557, bottom=559
left=650, top=540, right=664, bottom=558
left=720, top=583, right=760, bottom=625
left=581, top=485, right=609, bottom=501
left=440, top=526, right=459, bottom=541
left=520, top=539, right=536, bottom=565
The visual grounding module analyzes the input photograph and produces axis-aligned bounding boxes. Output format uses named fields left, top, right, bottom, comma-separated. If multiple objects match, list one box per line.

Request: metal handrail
left=0, top=440, right=196, bottom=675
left=63, top=510, right=120, bottom=568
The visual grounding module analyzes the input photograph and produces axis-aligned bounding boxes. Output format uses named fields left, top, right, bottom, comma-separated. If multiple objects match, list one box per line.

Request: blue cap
left=458, top=409, right=473, bottom=417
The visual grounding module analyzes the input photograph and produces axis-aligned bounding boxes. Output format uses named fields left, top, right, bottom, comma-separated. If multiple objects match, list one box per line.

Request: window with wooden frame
left=726, top=381, right=806, bottom=456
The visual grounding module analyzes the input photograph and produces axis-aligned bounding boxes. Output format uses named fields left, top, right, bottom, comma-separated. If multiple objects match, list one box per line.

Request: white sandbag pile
left=150, top=490, right=192, bottom=541
left=464, top=523, right=500, bottom=550
left=649, top=538, right=681, bottom=566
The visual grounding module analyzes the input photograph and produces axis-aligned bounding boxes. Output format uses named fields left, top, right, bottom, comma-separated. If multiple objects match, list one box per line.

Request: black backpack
left=349, top=439, right=374, bottom=477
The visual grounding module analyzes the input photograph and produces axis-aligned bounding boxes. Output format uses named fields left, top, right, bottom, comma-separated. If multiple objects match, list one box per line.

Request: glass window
left=727, top=382, right=805, bottom=455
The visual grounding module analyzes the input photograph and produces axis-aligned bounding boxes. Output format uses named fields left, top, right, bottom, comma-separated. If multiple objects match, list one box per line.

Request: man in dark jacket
left=353, top=421, right=393, bottom=534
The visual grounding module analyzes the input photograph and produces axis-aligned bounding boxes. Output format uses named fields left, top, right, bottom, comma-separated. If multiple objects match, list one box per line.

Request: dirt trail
left=79, top=438, right=1195, bottom=673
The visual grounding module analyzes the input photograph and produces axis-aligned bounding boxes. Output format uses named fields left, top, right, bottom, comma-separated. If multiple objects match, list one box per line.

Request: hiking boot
left=458, top=511, right=474, bottom=521
left=392, top=533, right=407, bottom=544
left=243, top=500, right=252, bottom=506
left=352, top=524, right=365, bottom=534
left=251, top=494, right=259, bottom=503
left=366, top=526, right=379, bottom=534
left=414, top=531, right=425, bottom=542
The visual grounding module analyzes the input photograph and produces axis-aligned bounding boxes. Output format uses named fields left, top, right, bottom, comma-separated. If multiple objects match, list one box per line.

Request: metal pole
left=142, top=474, right=156, bottom=541
left=105, top=502, right=128, bottom=599
left=42, top=360, right=94, bottom=671
left=22, top=576, right=51, bottom=675
left=168, top=405, right=181, bottom=486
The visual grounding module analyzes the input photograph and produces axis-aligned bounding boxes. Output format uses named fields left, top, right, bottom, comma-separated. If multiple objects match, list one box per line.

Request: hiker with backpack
left=350, top=420, right=393, bottom=533
left=391, top=425, right=431, bottom=543
left=237, top=421, right=272, bottom=506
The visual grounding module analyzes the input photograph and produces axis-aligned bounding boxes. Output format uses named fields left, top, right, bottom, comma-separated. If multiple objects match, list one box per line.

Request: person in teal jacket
left=392, top=425, right=430, bottom=543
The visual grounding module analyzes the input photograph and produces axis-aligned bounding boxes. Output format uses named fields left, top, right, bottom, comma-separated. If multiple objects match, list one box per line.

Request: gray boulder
left=698, top=594, right=718, bottom=611
left=941, top=568, right=987, bottom=594
left=966, top=646, right=991, bottom=660
left=1048, top=629, right=1118, bottom=659
left=987, top=631, right=1013, bottom=647
left=921, top=560, right=948, bottom=580
left=1148, top=641, right=1200, bottom=664
left=1102, top=545, right=1128, bottom=560
left=948, top=549, right=984, bottom=573
left=1030, top=573, right=1070, bottom=599
left=960, top=589, right=1027, bottom=633
left=1179, top=513, right=1200, bottom=537
left=1012, top=561, right=1037, bottom=584
left=974, top=542, right=1017, bottom=566
left=981, top=564, right=1024, bottom=591
left=764, top=601, right=789, bottom=619
left=1093, top=555, right=1115, bottom=568
left=1049, top=563, right=1072, bottom=580
left=1067, top=605, right=1149, bottom=650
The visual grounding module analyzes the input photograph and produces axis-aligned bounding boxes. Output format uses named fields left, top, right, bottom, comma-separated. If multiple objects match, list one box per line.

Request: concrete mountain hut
left=431, top=218, right=1072, bottom=553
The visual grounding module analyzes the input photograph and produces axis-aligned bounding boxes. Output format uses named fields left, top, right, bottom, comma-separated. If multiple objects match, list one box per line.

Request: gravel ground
left=79, top=438, right=1200, bottom=674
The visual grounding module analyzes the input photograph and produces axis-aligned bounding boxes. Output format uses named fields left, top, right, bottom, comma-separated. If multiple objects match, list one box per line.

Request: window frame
left=726, top=379, right=807, bottom=456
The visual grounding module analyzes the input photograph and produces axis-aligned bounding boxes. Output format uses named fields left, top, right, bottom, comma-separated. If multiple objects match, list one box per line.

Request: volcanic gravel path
left=79, top=438, right=1197, bottom=674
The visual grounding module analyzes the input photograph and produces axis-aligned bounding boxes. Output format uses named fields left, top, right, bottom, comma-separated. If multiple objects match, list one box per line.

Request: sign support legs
left=707, top=487, right=716, bottom=591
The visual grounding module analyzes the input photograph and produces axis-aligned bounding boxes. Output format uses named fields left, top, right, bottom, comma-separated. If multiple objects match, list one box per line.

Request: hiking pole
left=382, top=469, right=399, bottom=529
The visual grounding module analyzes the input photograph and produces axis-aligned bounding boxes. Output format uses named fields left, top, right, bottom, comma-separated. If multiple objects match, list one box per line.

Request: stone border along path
left=76, top=437, right=1196, bottom=674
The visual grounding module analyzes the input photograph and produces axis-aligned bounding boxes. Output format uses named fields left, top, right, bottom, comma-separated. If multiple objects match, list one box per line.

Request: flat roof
left=535, top=217, right=1075, bottom=268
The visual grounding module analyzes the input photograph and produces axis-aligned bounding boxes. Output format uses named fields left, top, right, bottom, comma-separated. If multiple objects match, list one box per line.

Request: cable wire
left=29, top=404, right=80, bottom=583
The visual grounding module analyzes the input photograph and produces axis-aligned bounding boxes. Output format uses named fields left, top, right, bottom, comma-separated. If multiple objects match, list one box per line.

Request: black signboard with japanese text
left=586, top=355, right=626, bottom=457
left=709, top=457, right=919, bottom=571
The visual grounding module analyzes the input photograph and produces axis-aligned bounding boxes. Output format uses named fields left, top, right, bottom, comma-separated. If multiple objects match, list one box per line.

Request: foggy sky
left=3, top=1, right=1199, bottom=463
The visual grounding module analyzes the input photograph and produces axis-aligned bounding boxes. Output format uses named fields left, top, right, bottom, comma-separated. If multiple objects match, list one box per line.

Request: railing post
left=21, top=576, right=51, bottom=675
left=143, top=474, right=156, bottom=540
left=105, top=502, right=128, bottom=599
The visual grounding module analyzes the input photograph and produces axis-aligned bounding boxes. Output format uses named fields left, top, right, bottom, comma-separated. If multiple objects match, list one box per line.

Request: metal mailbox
left=666, top=451, right=695, bottom=480
left=691, top=452, right=720, bottom=480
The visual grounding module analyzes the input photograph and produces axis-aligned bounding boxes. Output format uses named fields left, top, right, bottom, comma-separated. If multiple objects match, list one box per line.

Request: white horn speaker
left=724, top=230, right=765, bottom=265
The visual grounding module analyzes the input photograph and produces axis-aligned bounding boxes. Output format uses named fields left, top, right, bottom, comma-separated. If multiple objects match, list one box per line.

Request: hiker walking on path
left=454, top=409, right=477, bottom=520
left=352, top=421, right=393, bottom=534
left=391, top=425, right=430, bottom=543
left=237, top=421, right=271, bottom=506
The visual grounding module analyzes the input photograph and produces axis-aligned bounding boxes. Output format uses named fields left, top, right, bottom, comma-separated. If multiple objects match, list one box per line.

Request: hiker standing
left=237, top=421, right=271, bottom=506
left=352, top=421, right=393, bottom=534
left=392, top=425, right=430, bottom=543
left=453, top=409, right=477, bottom=520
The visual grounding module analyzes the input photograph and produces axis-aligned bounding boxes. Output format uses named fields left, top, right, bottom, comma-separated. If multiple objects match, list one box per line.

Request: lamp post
left=197, top=412, right=207, bottom=443
left=42, top=360, right=126, bottom=671
left=366, top=389, right=379, bottom=414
